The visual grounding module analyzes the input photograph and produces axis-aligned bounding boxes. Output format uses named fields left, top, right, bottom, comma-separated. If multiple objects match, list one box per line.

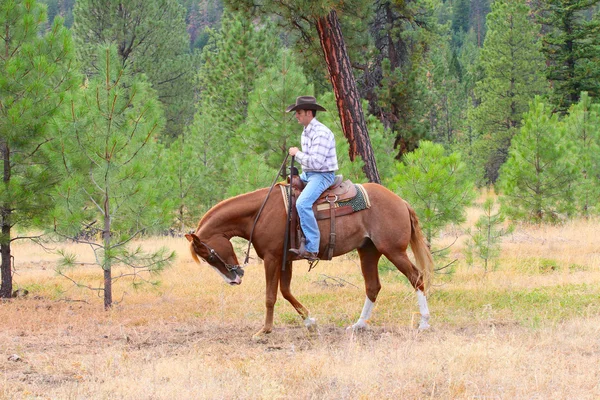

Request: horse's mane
left=197, top=187, right=270, bottom=228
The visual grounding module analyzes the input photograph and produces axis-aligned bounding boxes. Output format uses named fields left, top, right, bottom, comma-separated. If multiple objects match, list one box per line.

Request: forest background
left=1, top=0, right=599, bottom=301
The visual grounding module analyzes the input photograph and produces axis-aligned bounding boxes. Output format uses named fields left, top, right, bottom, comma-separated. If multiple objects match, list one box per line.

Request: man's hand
left=289, top=147, right=299, bottom=156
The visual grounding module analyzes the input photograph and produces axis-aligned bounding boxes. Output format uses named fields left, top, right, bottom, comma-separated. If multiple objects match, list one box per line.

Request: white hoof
left=304, top=317, right=317, bottom=331
left=418, top=315, right=431, bottom=330
left=347, top=320, right=368, bottom=331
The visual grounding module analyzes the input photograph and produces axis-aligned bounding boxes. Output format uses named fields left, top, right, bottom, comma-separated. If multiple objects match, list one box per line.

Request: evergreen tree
left=426, top=36, right=469, bottom=146
left=0, top=1, right=77, bottom=298
left=498, top=97, right=578, bottom=222
left=225, top=0, right=382, bottom=182
left=235, top=49, right=313, bottom=176
left=390, top=141, right=476, bottom=245
left=369, top=0, right=439, bottom=158
left=470, top=0, right=548, bottom=184
left=564, top=92, right=600, bottom=216
left=191, top=11, right=279, bottom=198
left=464, top=196, right=514, bottom=272
left=470, top=0, right=493, bottom=47
left=72, top=0, right=198, bottom=138
left=198, top=12, right=278, bottom=140
left=162, top=116, right=222, bottom=233
left=452, top=0, right=471, bottom=35
left=53, top=45, right=175, bottom=309
left=538, top=0, right=600, bottom=111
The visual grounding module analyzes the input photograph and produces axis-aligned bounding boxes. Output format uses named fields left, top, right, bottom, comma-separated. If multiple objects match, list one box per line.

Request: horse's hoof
left=347, top=321, right=369, bottom=331
left=303, top=317, right=317, bottom=332
left=418, top=315, right=431, bottom=330
left=252, top=329, right=271, bottom=342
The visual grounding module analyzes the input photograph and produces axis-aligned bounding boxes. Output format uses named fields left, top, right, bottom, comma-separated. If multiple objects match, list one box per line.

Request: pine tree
left=464, top=196, right=514, bottom=272
left=162, top=122, right=221, bottom=233
left=538, top=0, right=600, bottom=111
left=470, top=0, right=548, bottom=184
left=390, top=141, right=476, bottom=245
left=234, top=50, right=313, bottom=176
left=563, top=92, right=600, bottom=217
left=191, top=11, right=279, bottom=198
left=198, top=12, right=278, bottom=138
left=498, top=96, right=578, bottom=222
left=369, top=0, right=438, bottom=159
left=0, top=1, right=77, bottom=298
left=72, top=0, right=198, bottom=138
left=452, top=0, right=471, bottom=35
left=53, top=45, right=175, bottom=309
left=225, top=0, right=382, bottom=182
left=426, top=37, right=469, bottom=146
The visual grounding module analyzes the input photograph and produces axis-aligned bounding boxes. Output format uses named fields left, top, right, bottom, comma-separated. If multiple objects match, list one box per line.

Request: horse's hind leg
left=385, top=249, right=431, bottom=330
left=350, top=241, right=382, bottom=331
left=280, top=261, right=316, bottom=331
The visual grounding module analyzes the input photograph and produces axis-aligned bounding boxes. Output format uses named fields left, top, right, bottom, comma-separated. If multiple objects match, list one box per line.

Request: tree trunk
left=103, top=196, right=112, bottom=310
left=0, top=141, right=12, bottom=298
left=315, top=10, right=381, bottom=184
left=0, top=222, right=12, bottom=299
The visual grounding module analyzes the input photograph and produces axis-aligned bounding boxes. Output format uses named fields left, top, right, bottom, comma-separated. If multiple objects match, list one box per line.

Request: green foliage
left=161, top=125, right=221, bottom=232
left=464, top=196, right=514, bottom=272
left=452, top=0, right=471, bottom=35
left=52, top=45, right=175, bottom=307
left=538, top=0, right=600, bottom=112
left=72, top=0, right=198, bottom=138
left=563, top=92, right=600, bottom=217
left=193, top=11, right=279, bottom=196
left=234, top=49, right=313, bottom=175
left=470, top=0, right=548, bottom=184
left=198, top=12, right=278, bottom=136
left=390, top=141, right=476, bottom=245
left=498, top=97, right=578, bottom=223
left=425, top=37, right=470, bottom=147
left=0, top=0, right=78, bottom=297
left=0, top=0, right=77, bottom=232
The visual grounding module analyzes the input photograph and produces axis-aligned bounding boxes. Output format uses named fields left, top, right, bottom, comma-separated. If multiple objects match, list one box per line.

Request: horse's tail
left=405, top=200, right=434, bottom=292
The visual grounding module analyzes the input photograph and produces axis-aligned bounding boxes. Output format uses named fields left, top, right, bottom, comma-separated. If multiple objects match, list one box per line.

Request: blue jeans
left=296, top=171, right=335, bottom=253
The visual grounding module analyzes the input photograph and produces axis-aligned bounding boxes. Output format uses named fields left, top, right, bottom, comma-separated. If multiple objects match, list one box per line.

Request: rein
left=199, top=240, right=244, bottom=276
left=242, top=154, right=290, bottom=266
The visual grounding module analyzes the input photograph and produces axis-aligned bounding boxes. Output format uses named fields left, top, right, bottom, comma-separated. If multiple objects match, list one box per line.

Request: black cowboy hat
left=285, top=96, right=327, bottom=112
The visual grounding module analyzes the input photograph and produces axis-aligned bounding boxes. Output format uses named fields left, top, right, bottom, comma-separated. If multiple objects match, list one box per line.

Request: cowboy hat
left=285, top=96, right=327, bottom=112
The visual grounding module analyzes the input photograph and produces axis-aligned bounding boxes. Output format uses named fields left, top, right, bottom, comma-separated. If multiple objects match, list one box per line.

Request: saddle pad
left=279, top=183, right=371, bottom=216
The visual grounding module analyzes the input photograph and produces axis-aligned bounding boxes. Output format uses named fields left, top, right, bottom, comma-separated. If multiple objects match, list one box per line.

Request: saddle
left=289, top=174, right=358, bottom=218
left=286, top=174, right=363, bottom=261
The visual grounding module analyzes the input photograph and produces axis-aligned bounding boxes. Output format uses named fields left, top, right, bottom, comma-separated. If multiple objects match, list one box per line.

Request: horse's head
left=185, top=233, right=244, bottom=285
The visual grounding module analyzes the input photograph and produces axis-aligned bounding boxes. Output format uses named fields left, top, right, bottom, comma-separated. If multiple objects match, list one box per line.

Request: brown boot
left=289, top=240, right=319, bottom=261
left=289, top=248, right=319, bottom=261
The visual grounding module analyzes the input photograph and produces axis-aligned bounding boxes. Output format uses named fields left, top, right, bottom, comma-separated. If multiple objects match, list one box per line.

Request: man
left=286, top=96, right=338, bottom=261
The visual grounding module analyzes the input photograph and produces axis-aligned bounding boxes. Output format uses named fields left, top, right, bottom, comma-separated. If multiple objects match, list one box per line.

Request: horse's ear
left=184, top=233, right=194, bottom=243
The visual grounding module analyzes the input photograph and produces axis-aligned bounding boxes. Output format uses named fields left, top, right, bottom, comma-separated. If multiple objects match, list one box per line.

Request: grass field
left=1, top=213, right=599, bottom=399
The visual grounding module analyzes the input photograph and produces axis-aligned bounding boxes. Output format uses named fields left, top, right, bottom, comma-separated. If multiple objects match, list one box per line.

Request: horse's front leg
left=280, top=261, right=316, bottom=331
left=253, top=258, right=280, bottom=341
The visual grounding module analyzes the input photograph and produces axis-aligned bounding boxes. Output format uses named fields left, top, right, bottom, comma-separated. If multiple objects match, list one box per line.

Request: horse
left=185, top=183, right=434, bottom=339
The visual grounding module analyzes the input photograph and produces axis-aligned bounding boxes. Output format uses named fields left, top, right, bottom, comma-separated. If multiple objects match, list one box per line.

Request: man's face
left=295, top=109, right=313, bottom=127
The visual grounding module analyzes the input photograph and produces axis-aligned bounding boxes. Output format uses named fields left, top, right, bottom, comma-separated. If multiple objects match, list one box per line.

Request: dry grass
left=1, top=216, right=600, bottom=399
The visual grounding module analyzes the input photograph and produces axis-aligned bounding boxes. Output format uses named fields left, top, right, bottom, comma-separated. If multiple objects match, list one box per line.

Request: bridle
left=194, top=156, right=291, bottom=273
left=198, top=240, right=244, bottom=276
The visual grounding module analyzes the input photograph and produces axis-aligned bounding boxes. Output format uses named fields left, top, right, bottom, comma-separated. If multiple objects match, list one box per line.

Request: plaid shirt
left=296, top=118, right=339, bottom=172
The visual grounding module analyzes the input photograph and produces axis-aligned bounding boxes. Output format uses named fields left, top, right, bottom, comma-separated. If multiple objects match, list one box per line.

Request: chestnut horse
left=185, top=183, right=434, bottom=339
